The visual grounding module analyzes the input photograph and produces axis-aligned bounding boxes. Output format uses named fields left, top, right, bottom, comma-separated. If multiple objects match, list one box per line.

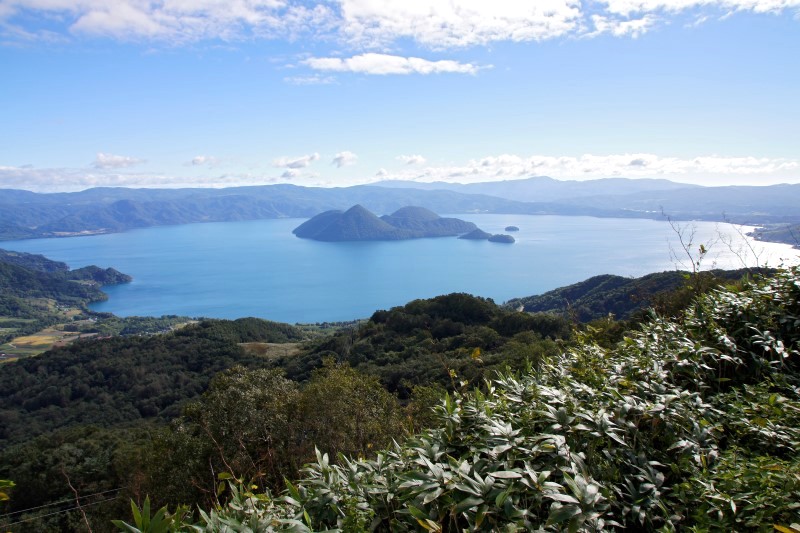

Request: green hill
left=505, top=268, right=770, bottom=322
left=277, top=292, right=571, bottom=396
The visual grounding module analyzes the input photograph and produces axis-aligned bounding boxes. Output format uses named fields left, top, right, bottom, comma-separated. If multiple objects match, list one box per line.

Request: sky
left=0, top=0, right=798, bottom=193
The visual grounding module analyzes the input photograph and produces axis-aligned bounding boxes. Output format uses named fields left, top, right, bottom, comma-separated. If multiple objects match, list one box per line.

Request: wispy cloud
left=332, top=151, right=358, bottom=167
left=589, top=14, right=657, bottom=37
left=92, top=152, right=144, bottom=169
left=2, top=0, right=798, bottom=45
left=283, top=74, right=337, bottom=85
left=599, top=0, right=800, bottom=17
left=336, top=0, right=583, bottom=47
left=273, top=152, right=320, bottom=169
left=303, top=53, right=483, bottom=75
left=397, top=154, right=427, bottom=165
left=371, top=153, right=800, bottom=186
left=189, top=155, right=220, bottom=167
left=2, top=152, right=797, bottom=192
left=1, top=0, right=334, bottom=43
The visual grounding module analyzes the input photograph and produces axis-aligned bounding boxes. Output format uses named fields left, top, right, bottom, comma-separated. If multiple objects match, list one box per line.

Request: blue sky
left=0, top=0, right=798, bottom=192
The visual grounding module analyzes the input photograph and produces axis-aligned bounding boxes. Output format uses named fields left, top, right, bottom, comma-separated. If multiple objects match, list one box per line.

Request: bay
left=3, top=215, right=797, bottom=323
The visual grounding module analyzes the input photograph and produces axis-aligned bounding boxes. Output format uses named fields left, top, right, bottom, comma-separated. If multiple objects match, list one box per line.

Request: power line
left=2, top=495, right=121, bottom=528
left=0, top=487, right=123, bottom=518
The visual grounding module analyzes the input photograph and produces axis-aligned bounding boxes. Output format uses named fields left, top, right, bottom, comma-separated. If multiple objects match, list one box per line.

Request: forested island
left=293, top=205, right=478, bottom=241
left=458, top=228, right=516, bottom=243
left=1, top=252, right=798, bottom=531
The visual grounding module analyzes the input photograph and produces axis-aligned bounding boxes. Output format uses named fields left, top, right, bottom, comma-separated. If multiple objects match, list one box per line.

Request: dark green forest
left=1, top=268, right=798, bottom=531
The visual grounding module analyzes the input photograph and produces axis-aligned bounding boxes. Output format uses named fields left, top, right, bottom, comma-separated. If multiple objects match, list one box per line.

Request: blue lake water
left=3, top=215, right=797, bottom=323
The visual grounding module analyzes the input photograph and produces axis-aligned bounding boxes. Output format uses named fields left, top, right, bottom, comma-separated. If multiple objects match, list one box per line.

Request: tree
left=298, top=360, right=405, bottom=460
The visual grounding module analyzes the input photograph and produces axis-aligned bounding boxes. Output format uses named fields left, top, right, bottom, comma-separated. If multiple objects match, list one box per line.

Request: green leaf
left=408, top=505, right=429, bottom=521
left=455, top=496, right=484, bottom=513
left=546, top=493, right=580, bottom=505
left=546, top=504, right=582, bottom=525
left=489, top=471, right=522, bottom=479
left=423, top=487, right=444, bottom=504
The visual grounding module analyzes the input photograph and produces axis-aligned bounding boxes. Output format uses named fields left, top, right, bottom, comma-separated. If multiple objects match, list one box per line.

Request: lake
left=4, top=215, right=797, bottom=323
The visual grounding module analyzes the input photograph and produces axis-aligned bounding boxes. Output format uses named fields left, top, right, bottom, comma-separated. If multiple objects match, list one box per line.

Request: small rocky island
left=459, top=229, right=515, bottom=243
left=293, top=205, right=478, bottom=242
left=505, top=226, right=520, bottom=232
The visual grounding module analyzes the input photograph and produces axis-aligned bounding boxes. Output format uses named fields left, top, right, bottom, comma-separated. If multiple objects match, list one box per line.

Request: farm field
left=0, top=323, right=97, bottom=361
left=240, top=342, right=302, bottom=359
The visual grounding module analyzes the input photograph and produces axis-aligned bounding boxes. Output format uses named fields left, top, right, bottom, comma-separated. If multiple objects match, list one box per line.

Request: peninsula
left=292, top=205, right=478, bottom=242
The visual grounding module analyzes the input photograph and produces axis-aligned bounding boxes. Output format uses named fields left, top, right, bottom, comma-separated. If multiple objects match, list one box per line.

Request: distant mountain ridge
left=2, top=178, right=800, bottom=242
left=293, top=205, right=477, bottom=241
left=376, top=176, right=698, bottom=203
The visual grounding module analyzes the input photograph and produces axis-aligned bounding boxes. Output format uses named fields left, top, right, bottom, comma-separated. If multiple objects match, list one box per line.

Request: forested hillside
left=2, top=268, right=796, bottom=531
left=0, top=249, right=134, bottom=348
left=0, top=294, right=573, bottom=530
left=752, top=223, right=800, bottom=249
left=277, top=292, right=570, bottom=396
left=117, top=267, right=800, bottom=532
left=504, top=268, right=772, bottom=322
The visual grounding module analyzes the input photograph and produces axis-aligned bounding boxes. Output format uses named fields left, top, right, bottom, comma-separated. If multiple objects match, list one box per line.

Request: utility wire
left=0, top=487, right=123, bottom=518
left=2, top=495, right=121, bottom=528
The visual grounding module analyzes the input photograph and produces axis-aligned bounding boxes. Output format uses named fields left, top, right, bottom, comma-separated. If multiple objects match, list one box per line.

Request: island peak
left=293, top=205, right=478, bottom=242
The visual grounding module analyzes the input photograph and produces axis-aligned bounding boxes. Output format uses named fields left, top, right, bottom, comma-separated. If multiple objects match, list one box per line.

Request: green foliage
left=144, top=367, right=302, bottom=505
left=280, top=293, right=571, bottom=397
left=179, top=317, right=306, bottom=344
left=172, top=267, right=800, bottom=531
left=0, top=331, right=266, bottom=444
left=0, top=248, right=70, bottom=273
left=505, top=268, right=770, bottom=323
left=0, top=425, right=148, bottom=531
left=0, top=314, right=307, bottom=530
left=142, top=361, right=406, bottom=509
left=0, top=479, right=13, bottom=501
left=112, top=497, right=191, bottom=533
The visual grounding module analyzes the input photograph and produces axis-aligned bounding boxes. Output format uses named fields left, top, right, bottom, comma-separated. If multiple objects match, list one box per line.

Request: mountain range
left=2, top=177, right=800, bottom=242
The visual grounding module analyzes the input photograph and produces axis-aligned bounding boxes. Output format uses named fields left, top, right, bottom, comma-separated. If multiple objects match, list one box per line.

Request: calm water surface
left=4, top=215, right=796, bottom=323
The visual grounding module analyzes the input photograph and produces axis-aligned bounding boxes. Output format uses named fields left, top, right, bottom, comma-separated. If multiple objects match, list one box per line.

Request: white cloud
left=0, top=164, right=310, bottom=192
left=92, top=152, right=144, bottom=169
left=0, top=0, right=334, bottom=43
left=283, top=74, right=337, bottom=85
left=364, top=153, right=800, bottom=186
left=2, top=152, right=798, bottom=192
left=336, top=0, right=583, bottom=47
left=189, top=155, right=219, bottom=167
left=397, top=154, right=427, bottom=165
left=2, top=0, right=799, bottom=46
left=281, top=169, right=300, bottom=178
left=272, top=152, right=320, bottom=169
left=599, top=0, right=800, bottom=17
left=332, top=150, right=358, bottom=167
left=589, top=14, right=657, bottom=37
left=303, top=53, right=482, bottom=75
